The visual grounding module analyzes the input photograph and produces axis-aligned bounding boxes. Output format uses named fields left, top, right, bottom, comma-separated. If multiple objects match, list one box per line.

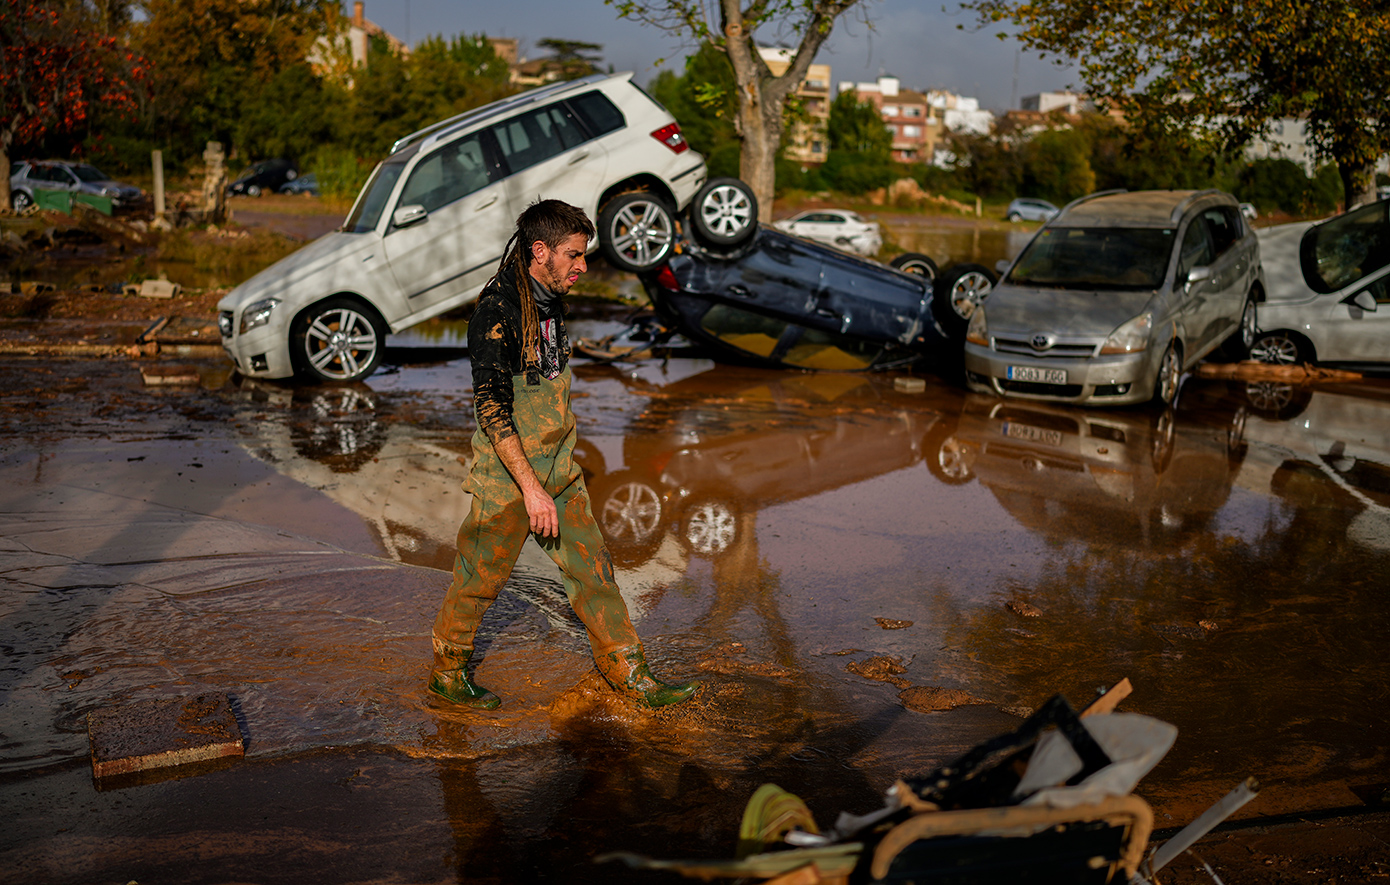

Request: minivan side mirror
left=1185, top=266, right=1212, bottom=291
left=393, top=204, right=428, bottom=229
left=1345, top=289, right=1378, bottom=312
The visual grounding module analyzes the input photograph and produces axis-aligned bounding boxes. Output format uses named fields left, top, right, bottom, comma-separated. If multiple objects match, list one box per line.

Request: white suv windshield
left=1009, top=227, right=1175, bottom=291
left=343, top=146, right=418, bottom=233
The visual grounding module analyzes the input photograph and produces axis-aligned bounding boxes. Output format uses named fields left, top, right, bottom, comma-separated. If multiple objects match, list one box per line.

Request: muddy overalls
left=429, top=271, right=694, bottom=708
left=433, top=363, right=640, bottom=661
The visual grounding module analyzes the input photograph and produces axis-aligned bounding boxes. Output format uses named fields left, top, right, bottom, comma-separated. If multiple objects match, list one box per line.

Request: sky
left=346, top=0, right=1078, bottom=112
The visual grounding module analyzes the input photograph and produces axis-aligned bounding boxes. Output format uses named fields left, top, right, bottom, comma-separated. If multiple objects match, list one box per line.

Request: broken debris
left=87, top=692, right=244, bottom=779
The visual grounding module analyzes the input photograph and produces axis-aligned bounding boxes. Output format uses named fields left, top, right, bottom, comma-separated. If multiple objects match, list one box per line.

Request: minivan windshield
left=1008, top=227, right=1174, bottom=290
left=342, top=145, right=418, bottom=233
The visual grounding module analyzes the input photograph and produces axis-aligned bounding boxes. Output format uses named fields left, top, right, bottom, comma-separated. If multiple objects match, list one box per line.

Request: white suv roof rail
left=389, top=72, right=620, bottom=155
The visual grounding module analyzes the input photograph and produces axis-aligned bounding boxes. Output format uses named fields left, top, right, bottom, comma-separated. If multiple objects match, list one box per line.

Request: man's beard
left=541, top=255, right=572, bottom=295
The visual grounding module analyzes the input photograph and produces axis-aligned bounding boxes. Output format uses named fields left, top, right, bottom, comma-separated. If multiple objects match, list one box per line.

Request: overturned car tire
left=690, top=177, right=758, bottom=250
left=890, top=252, right=939, bottom=281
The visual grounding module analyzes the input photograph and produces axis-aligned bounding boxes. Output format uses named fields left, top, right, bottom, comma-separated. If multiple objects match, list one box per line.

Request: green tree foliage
left=1, top=0, right=147, bottom=209
left=608, top=0, right=868, bottom=219
left=826, top=90, right=889, bottom=155
left=535, top=39, right=604, bottom=80
left=1239, top=158, right=1340, bottom=216
left=649, top=42, right=739, bottom=176
left=964, top=0, right=1390, bottom=208
left=132, top=0, right=333, bottom=160
left=1019, top=127, right=1094, bottom=203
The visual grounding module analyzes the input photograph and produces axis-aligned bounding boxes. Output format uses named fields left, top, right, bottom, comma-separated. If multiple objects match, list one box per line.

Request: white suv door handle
left=567, top=151, right=591, bottom=165
left=475, top=194, right=498, bottom=210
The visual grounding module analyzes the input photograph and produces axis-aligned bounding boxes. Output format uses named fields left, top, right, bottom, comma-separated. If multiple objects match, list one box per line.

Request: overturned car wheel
left=690, top=177, right=758, bottom=250
left=890, top=252, right=939, bottom=281
left=599, top=192, right=676, bottom=273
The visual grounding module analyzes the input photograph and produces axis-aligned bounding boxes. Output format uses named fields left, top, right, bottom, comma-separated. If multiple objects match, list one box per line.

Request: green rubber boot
left=427, top=645, right=500, bottom=709
left=598, top=645, right=698, bottom=708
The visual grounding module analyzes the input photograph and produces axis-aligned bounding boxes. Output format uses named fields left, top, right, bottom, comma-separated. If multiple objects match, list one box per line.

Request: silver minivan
left=964, top=190, right=1262, bottom=406
left=216, top=72, right=735, bottom=383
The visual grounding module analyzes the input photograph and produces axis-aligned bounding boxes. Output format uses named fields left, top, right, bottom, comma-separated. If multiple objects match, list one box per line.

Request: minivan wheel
left=1152, top=341, right=1182, bottom=406
left=598, top=192, right=675, bottom=273
left=11, top=190, right=33, bottom=212
left=1220, top=296, right=1257, bottom=360
left=889, top=252, right=939, bottom=281
left=934, top=263, right=996, bottom=337
left=293, top=298, right=386, bottom=383
left=690, top=177, right=758, bottom=249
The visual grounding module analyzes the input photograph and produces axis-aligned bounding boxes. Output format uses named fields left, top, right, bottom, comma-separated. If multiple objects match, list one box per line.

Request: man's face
left=532, top=233, right=589, bottom=295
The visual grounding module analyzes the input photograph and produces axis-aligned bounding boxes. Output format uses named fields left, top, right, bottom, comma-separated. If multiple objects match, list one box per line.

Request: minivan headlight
left=965, top=307, right=988, bottom=345
left=240, top=297, right=281, bottom=334
left=1100, top=312, right=1153, bottom=354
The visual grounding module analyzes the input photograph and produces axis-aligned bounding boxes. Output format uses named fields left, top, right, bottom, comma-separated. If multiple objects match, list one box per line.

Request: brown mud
left=2, top=211, right=1389, bottom=882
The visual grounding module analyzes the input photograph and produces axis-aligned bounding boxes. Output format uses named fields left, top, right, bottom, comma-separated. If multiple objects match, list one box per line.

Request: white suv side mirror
left=1346, top=289, right=1378, bottom=312
left=393, top=204, right=428, bottom=229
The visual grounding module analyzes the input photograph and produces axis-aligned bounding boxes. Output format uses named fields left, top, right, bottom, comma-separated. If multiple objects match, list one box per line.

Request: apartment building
left=759, top=47, right=831, bottom=165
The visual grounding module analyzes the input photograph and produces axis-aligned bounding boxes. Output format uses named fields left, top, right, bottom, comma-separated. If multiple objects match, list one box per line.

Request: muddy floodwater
left=3, top=312, right=1390, bottom=881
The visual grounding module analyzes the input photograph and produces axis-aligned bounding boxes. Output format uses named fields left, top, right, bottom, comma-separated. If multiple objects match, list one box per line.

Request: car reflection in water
left=571, top=362, right=958, bottom=569
left=935, top=382, right=1253, bottom=552
left=1233, top=380, right=1390, bottom=551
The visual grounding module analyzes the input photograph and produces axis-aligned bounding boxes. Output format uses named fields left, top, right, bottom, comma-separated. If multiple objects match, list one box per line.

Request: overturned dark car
left=607, top=181, right=992, bottom=371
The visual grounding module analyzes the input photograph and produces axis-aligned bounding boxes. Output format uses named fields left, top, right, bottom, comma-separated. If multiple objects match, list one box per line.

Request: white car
left=217, top=72, right=751, bottom=383
left=772, top=209, right=882, bottom=256
left=1252, top=198, right=1390, bottom=369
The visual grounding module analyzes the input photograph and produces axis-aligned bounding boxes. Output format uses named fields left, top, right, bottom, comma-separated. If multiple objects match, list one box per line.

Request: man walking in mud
left=428, top=199, right=697, bottom=710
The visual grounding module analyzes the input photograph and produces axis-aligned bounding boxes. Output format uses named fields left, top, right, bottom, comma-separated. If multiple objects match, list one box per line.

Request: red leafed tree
left=0, top=0, right=146, bottom=213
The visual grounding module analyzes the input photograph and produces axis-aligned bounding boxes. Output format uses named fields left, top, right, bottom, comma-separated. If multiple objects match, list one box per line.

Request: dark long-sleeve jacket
left=468, top=270, right=569, bottom=445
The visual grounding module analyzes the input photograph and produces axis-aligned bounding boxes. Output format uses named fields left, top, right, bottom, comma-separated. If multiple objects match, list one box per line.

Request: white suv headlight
left=240, top=297, right=282, bottom=334
left=1100, top=312, right=1152, bottom=354
left=965, top=307, right=988, bottom=345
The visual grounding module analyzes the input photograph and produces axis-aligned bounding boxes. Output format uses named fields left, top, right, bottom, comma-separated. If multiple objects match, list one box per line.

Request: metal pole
left=152, top=149, right=165, bottom=221
left=1139, top=777, right=1260, bottom=880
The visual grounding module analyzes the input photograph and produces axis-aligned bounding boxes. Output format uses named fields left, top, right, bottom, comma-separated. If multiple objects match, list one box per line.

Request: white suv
left=218, top=72, right=743, bottom=382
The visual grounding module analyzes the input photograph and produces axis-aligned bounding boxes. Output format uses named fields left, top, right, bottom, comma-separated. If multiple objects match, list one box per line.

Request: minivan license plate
left=1007, top=366, right=1067, bottom=384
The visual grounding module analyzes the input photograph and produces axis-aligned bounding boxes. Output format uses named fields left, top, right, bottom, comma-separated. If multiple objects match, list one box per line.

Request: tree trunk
left=736, top=81, right=781, bottom=222
left=0, top=139, right=11, bottom=216
left=1339, top=160, right=1376, bottom=211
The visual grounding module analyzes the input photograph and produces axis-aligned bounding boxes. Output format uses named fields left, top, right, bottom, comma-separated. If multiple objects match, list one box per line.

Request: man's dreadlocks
left=491, top=199, right=596, bottom=385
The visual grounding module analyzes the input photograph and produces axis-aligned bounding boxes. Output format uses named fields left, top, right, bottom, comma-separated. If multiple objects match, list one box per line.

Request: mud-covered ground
left=2, top=208, right=1389, bottom=884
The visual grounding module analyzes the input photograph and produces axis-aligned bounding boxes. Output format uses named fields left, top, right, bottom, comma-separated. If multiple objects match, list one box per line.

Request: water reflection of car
left=1251, top=199, right=1390, bottom=370
left=8, top=159, right=144, bottom=212
left=964, top=189, right=1262, bottom=406
left=228, top=158, right=298, bottom=197
left=772, top=208, right=882, bottom=256
left=937, top=380, right=1250, bottom=551
left=572, top=365, right=954, bottom=566
left=639, top=225, right=957, bottom=371
left=1234, top=382, right=1390, bottom=551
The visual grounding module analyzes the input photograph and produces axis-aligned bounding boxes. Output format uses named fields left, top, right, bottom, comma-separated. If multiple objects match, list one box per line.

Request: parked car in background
left=228, top=158, right=298, bottom=197
left=8, top=159, right=144, bottom=212
left=1250, top=198, right=1390, bottom=370
left=964, top=189, right=1263, bottom=406
left=218, top=71, right=726, bottom=382
left=1005, top=198, right=1060, bottom=223
left=772, top=208, right=882, bottom=256
left=279, top=172, right=319, bottom=196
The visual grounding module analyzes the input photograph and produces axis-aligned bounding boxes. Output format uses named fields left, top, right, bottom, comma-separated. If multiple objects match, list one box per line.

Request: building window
left=903, top=125, right=922, bottom=138
left=811, top=140, right=824, bottom=154
left=881, top=105, right=898, bottom=117
left=885, top=124, right=898, bottom=136
left=903, top=106, right=922, bottom=118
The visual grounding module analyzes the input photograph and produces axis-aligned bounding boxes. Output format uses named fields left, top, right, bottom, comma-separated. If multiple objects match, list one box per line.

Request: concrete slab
left=87, top=693, right=244, bottom=778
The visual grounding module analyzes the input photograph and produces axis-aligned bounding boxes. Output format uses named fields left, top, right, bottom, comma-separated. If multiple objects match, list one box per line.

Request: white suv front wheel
left=598, top=192, right=676, bottom=273
left=293, top=298, right=386, bottom=383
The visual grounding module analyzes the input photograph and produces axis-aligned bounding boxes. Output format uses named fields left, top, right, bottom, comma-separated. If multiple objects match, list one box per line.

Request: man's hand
left=494, top=433, right=558, bottom=537
left=522, top=483, right=559, bottom=537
